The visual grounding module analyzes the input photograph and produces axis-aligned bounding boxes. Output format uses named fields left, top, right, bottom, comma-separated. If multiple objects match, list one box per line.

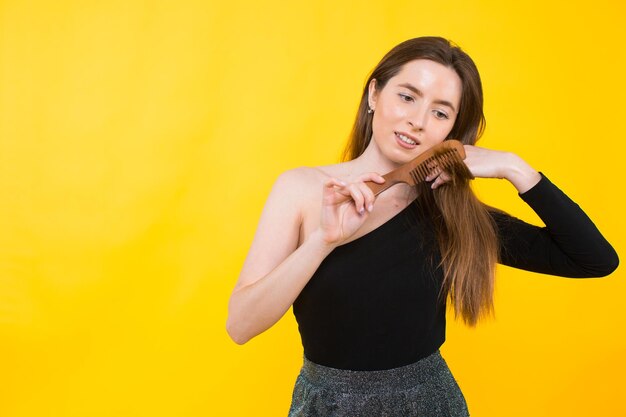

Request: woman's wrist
left=307, top=228, right=339, bottom=256
left=501, top=153, right=542, bottom=194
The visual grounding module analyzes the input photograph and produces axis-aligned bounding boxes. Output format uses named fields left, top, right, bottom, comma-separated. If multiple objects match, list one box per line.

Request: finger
left=439, top=171, right=452, bottom=182
left=358, top=172, right=386, bottom=184
left=356, top=173, right=383, bottom=211
left=425, top=163, right=445, bottom=181
left=431, top=171, right=452, bottom=189
left=324, top=177, right=347, bottom=188
left=323, top=178, right=352, bottom=203
left=347, top=183, right=366, bottom=214
left=354, top=181, right=376, bottom=212
left=425, top=167, right=441, bottom=182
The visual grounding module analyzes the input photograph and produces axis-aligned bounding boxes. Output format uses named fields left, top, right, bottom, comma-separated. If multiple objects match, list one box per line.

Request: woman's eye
left=433, top=110, right=449, bottom=120
left=398, top=93, right=414, bottom=102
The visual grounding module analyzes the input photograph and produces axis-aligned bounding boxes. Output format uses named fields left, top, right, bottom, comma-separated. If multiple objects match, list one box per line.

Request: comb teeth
left=409, top=148, right=465, bottom=184
left=364, top=139, right=470, bottom=197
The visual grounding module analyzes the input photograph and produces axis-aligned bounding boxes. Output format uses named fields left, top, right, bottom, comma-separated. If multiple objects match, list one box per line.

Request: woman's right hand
left=318, top=173, right=386, bottom=247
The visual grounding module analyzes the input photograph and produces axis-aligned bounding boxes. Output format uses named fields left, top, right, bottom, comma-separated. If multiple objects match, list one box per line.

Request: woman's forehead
left=389, top=60, right=462, bottom=105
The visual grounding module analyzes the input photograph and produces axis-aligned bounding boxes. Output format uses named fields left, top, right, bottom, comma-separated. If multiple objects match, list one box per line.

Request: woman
left=226, top=37, right=618, bottom=416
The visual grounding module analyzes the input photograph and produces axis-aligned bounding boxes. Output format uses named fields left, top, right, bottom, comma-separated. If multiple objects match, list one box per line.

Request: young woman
left=226, top=37, right=619, bottom=416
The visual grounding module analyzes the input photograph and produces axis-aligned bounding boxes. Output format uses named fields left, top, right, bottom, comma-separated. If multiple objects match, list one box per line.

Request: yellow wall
left=1, top=1, right=624, bottom=416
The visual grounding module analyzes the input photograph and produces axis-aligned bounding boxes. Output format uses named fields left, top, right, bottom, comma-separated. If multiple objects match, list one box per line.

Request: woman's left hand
left=426, top=144, right=542, bottom=193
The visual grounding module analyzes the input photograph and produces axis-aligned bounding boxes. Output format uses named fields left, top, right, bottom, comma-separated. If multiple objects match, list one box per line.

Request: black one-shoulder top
left=292, top=174, right=619, bottom=371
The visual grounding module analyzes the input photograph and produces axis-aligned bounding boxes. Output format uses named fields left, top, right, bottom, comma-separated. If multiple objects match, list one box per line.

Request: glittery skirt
left=287, top=350, right=469, bottom=416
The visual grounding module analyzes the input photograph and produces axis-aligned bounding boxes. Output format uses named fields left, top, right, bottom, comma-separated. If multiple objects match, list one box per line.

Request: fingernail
left=359, top=207, right=365, bottom=214
left=339, top=181, right=347, bottom=186
left=368, top=204, right=373, bottom=212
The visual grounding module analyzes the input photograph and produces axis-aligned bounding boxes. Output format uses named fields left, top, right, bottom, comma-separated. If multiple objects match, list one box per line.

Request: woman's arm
left=226, top=169, right=332, bottom=345
left=226, top=168, right=385, bottom=344
left=428, top=146, right=542, bottom=193
left=427, top=144, right=619, bottom=277
left=492, top=174, right=619, bottom=277
left=227, top=228, right=334, bottom=344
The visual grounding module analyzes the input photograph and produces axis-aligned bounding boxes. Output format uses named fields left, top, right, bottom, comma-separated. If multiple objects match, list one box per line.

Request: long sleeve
left=491, top=173, right=619, bottom=277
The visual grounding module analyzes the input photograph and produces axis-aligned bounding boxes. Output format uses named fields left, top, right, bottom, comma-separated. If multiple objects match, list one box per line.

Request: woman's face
left=368, top=59, right=462, bottom=164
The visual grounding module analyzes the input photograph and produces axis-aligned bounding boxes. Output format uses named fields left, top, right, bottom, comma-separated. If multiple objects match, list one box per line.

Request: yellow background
left=1, top=1, right=624, bottom=416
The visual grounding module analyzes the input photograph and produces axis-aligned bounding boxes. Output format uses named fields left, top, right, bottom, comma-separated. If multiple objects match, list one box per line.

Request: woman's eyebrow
left=397, top=82, right=457, bottom=113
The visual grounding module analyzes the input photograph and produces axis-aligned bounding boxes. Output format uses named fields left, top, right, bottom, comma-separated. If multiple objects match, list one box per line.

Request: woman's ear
left=367, top=79, right=378, bottom=110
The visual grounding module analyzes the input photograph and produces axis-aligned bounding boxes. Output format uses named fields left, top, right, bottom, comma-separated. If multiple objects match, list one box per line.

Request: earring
left=367, top=107, right=374, bottom=114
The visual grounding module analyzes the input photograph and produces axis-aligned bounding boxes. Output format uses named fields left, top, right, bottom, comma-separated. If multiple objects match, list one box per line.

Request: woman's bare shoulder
left=273, top=163, right=352, bottom=223
left=274, top=164, right=345, bottom=245
left=274, top=166, right=324, bottom=195
left=276, top=163, right=352, bottom=195
left=265, top=167, right=323, bottom=217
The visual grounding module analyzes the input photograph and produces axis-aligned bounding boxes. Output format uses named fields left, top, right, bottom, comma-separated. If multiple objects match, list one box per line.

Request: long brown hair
left=342, top=37, right=498, bottom=326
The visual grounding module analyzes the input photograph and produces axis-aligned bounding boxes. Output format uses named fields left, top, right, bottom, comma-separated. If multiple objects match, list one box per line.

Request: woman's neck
left=346, top=139, right=418, bottom=203
left=349, top=139, right=401, bottom=174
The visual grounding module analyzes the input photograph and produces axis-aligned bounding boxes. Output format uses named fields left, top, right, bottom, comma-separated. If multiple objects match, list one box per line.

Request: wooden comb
left=365, top=140, right=473, bottom=196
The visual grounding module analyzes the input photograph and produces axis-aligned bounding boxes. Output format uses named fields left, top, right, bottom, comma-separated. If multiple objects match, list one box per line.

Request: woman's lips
left=395, top=132, right=418, bottom=149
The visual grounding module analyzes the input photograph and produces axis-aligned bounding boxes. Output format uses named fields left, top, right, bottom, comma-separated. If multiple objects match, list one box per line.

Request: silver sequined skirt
left=288, top=350, right=469, bottom=416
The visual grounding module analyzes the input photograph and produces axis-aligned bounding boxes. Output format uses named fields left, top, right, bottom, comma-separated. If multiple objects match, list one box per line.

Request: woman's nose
left=408, top=107, right=428, bottom=131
